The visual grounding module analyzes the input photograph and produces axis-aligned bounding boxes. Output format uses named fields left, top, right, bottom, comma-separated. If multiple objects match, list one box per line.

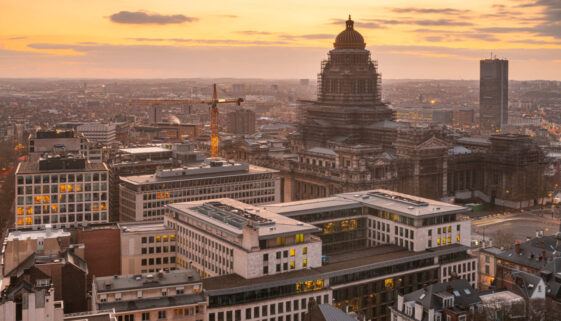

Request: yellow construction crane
left=130, top=84, right=243, bottom=157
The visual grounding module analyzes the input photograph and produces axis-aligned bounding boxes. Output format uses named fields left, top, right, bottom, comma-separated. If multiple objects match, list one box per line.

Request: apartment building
left=118, top=222, right=177, bottom=275
left=92, top=270, right=206, bottom=321
left=119, top=158, right=280, bottom=222
left=164, top=198, right=322, bottom=279
left=15, top=155, right=109, bottom=229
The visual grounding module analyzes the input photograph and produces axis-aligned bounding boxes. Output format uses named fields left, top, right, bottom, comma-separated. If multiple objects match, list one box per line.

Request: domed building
left=222, top=17, right=548, bottom=216
left=298, top=16, right=397, bottom=149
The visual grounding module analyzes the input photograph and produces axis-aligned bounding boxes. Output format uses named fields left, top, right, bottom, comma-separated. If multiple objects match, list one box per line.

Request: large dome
left=334, top=16, right=366, bottom=49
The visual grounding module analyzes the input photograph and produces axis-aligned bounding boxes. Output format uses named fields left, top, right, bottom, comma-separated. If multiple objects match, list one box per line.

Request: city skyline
left=1, top=0, right=560, bottom=80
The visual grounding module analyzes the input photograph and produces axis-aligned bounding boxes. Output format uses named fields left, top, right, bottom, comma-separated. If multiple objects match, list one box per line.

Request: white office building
left=77, top=123, right=116, bottom=145
left=119, top=158, right=280, bottom=222
left=165, top=198, right=322, bottom=279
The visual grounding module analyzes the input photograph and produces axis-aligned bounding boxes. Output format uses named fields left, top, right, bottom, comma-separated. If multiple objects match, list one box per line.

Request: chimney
left=515, top=243, right=521, bottom=254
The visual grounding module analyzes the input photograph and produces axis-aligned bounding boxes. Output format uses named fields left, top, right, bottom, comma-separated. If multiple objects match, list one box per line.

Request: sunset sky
left=1, top=0, right=560, bottom=79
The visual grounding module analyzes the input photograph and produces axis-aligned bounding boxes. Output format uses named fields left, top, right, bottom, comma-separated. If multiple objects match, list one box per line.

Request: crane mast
left=130, top=84, right=243, bottom=158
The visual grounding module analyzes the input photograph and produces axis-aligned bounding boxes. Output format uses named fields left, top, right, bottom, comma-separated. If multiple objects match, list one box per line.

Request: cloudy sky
left=1, top=0, right=560, bottom=80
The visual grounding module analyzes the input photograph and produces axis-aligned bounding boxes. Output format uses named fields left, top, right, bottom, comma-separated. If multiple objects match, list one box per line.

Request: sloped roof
left=403, top=279, right=480, bottom=311
left=511, top=270, right=543, bottom=298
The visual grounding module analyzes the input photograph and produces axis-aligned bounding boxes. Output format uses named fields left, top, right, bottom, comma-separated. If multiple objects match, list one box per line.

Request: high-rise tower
left=480, top=58, right=508, bottom=132
left=299, top=16, right=395, bottom=148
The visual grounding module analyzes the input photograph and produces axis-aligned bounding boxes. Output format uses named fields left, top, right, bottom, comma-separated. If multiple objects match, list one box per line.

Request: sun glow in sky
left=1, top=0, right=560, bottom=79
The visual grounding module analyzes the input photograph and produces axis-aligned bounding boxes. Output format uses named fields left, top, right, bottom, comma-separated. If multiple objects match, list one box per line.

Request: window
left=303, top=259, right=307, bottom=267
left=290, top=249, right=295, bottom=257
left=142, top=312, right=150, bottom=321
left=158, top=311, right=166, bottom=319
left=295, top=233, right=304, bottom=243
left=263, top=266, right=269, bottom=274
left=246, top=308, right=251, bottom=320
left=290, top=261, right=295, bottom=269
left=302, top=247, right=307, bottom=255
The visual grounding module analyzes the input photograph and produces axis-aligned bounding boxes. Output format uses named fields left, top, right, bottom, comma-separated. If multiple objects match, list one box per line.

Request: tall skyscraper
left=480, top=58, right=508, bottom=131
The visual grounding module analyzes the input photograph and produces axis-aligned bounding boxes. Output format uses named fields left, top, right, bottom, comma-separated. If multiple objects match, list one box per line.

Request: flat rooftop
left=167, top=198, right=320, bottom=240
left=98, top=293, right=205, bottom=313
left=6, top=225, right=70, bottom=241
left=16, top=160, right=107, bottom=174
left=121, top=159, right=277, bottom=185
left=266, top=189, right=467, bottom=218
left=118, top=222, right=175, bottom=233
left=119, top=147, right=171, bottom=155
left=95, top=270, right=201, bottom=293
left=203, top=244, right=467, bottom=295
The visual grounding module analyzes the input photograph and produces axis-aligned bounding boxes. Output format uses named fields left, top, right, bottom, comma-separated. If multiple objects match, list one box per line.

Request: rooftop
left=120, top=158, right=276, bottom=185
left=98, top=293, right=205, bottom=313
left=265, top=189, right=467, bottom=218
left=16, top=158, right=107, bottom=174
left=119, top=146, right=171, bottom=155
left=403, top=279, right=480, bottom=310
left=167, top=199, right=320, bottom=240
left=203, top=244, right=467, bottom=295
left=6, top=225, right=70, bottom=241
left=118, top=222, right=175, bottom=233
left=95, top=270, right=201, bottom=293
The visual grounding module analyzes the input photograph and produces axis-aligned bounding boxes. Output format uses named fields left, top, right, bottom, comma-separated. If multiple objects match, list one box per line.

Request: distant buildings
left=15, top=155, right=109, bottom=228
left=119, top=158, right=280, bottom=222
left=480, top=58, right=509, bottom=131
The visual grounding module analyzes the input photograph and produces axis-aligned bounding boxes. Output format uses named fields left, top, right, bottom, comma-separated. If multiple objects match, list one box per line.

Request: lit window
left=34, top=196, right=42, bottom=204
left=156, top=236, right=162, bottom=242
left=437, top=238, right=441, bottom=245
left=170, top=234, right=175, bottom=241
left=295, top=234, right=304, bottom=243
left=448, top=237, right=451, bottom=243
left=290, top=261, right=295, bottom=269
left=25, top=217, right=32, bottom=225
left=303, top=259, right=307, bottom=267
left=42, top=196, right=50, bottom=203
left=448, top=226, right=451, bottom=233
left=17, top=207, right=23, bottom=215
left=290, top=249, right=295, bottom=257
left=60, top=185, right=66, bottom=193
left=443, top=238, right=447, bottom=245
left=457, top=234, right=460, bottom=242
left=303, top=247, right=307, bottom=255
left=163, top=235, right=168, bottom=242
left=17, top=218, right=24, bottom=225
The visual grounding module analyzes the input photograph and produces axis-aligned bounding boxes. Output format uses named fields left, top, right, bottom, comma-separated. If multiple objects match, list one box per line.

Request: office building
left=77, top=123, right=116, bottom=145
left=92, top=270, right=206, bottom=321
left=119, top=158, right=280, bottom=222
left=480, top=58, right=508, bottom=131
left=28, top=130, right=103, bottom=163
left=118, top=222, right=177, bottom=275
left=15, top=155, right=109, bottom=228
left=164, top=198, right=322, bottom=278
left=108, top=146, right=175, bottom=221
left=264, top=189, right=472, bottom=255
